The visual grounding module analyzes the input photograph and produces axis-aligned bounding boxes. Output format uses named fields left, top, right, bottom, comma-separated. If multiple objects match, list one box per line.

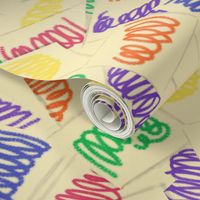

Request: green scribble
left=73, top=126, right=124, bottom=178
left=69, top=74, right=86, bottom=79
left=133, top=117, right=171, bottom=150
left=73, top=117, right=171, bottom=178
left=123, top=137, right=132, bottom=145
left=86, top=0, right=96, bottom=15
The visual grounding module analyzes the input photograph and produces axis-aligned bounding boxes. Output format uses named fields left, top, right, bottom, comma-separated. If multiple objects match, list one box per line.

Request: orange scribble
left=113, top=16, right=180, bottom=65
left=25, top=79, right=73, bottom=122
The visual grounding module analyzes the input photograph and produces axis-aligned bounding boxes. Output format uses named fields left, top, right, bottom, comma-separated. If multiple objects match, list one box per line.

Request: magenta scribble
left=55, top=171, right=122, bottom=200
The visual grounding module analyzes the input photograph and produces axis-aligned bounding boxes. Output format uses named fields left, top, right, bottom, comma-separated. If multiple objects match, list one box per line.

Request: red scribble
left=113, top=16, right=180, bottom=65
left=25, top=79, right=73, bottom=122
left=55, top=171, right=122, bottom=200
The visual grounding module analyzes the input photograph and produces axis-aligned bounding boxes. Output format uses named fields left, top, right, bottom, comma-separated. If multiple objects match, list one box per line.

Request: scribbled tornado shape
left=165, top=148, right=200, bottom=200
left=113, top=16, right=180, bottom=65
left=0, top=129, right=50, bottom=200
left=25, top=79, right=73, bottom=122
left=21, top=0, right=63, bottom=27
left=167, top=71, right=200, bottom=103
left=0, top=97, right=40, bottom=129
left=0, top=54, right=60, bottom=80
left=55, top=171, right=122, bottom=200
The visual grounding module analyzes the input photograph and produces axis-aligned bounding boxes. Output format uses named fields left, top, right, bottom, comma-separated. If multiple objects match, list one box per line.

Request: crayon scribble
left=55, top=171, right=122, bottom=200
left=86, top=0, right=96, bottom=15
left=73, top=117, right=171, bottom=178
left=0, top=97, right=40, bottom=129
left=0, top=129, right=50, bottom=200
left=0, top=54, right=60, bottom=79
left=132, top=117, right=171, bottom=150
left=165, top=148, right=200, bottom=200
left=73, top=126, right=123, bottom=178
left=25, top=79, right=73, bottom=122
left=164, top=0, right=200, bottom=12
left=113, top=16, right=180, bottom=65
left=0, top=17, right=86, bottom=61
left=69, top=74, right=86, bottom=79
left=93, top=0, right=166, bottom=33
left=108, top=67, right=161, bottom=129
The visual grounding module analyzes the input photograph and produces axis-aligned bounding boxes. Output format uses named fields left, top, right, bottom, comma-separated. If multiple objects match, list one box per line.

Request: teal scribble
left=69, top=74, right=86, bottom=79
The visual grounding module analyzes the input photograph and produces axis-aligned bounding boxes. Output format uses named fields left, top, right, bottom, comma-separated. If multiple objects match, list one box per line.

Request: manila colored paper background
left=0, top=1, right=200, bottom=200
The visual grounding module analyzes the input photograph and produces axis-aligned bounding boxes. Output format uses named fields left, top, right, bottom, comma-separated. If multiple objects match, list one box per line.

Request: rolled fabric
left=80, top=12, right=200, bottom=138
left=0, top=6, right=199, bottom=139
left=81, top=70, right=161, bottom=138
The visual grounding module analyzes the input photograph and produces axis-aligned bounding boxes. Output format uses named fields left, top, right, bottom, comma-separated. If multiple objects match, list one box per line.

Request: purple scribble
left=107, top=67, right=161, bottom=129
left=93, top=0, right=167, bottom=33
left=0, top=98, right=40, bottom=129
left=165, top=149, right=200, bottom=200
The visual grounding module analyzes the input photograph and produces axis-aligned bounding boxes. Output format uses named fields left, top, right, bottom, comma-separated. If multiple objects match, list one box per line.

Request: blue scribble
left=0, top=129, right=50, bottom=200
